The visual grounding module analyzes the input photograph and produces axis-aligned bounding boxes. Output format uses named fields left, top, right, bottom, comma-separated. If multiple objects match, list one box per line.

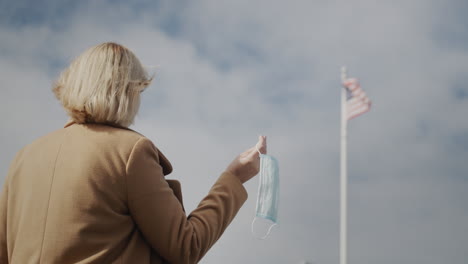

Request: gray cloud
left=0, top=0, right=467, bottom=263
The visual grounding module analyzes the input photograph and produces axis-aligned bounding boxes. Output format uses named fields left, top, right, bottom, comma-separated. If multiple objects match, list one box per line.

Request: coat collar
left=64, top=119, right=76, bottom=128
left=63, top=120, right=173, bottom=176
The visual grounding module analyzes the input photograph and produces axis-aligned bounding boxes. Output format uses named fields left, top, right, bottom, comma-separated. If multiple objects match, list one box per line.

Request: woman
left=0, top=42, right=266, bottom=264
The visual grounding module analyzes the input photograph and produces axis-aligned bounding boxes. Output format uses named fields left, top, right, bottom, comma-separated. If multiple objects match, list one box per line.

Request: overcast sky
left=1, top=0, right=467, bottom=263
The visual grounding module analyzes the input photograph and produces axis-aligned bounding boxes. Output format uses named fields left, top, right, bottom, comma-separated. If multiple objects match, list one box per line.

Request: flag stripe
left=348, top=107, right=370, bottom=120
left=348, top=103, right=370, bottom=115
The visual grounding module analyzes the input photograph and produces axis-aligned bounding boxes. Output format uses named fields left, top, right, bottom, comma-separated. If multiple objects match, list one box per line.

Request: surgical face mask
left=251, top=145, right=280, bottom=239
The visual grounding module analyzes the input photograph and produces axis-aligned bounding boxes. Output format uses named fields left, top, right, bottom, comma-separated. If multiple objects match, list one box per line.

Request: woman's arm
left=0, top=178, right=8, bottom=264
left=126, top=138, right=248, bottom=264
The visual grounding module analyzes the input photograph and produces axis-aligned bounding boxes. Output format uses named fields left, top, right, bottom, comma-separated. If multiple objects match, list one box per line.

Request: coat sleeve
left=0, top=177, right=8, bottom=264
left=126, top=138, right=248, bottom=264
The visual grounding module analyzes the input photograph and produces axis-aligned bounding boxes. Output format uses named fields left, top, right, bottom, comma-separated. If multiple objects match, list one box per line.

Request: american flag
left=342, top=78, right=371, bottom=120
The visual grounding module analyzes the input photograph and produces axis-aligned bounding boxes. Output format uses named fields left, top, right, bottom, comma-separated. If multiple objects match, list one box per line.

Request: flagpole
left=340, top=66, right=348, bottom=264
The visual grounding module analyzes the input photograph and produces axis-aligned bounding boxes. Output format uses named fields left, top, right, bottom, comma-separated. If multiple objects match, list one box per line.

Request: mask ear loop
left=251, top=218, right=277, bottom=240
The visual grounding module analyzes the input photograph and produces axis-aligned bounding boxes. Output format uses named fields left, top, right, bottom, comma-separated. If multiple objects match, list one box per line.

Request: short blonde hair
left=53, top=42, right=152, bottom=127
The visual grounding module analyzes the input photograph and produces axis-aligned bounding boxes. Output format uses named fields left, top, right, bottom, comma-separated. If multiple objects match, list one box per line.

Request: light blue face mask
left=252, top=144, right=280, bottom=239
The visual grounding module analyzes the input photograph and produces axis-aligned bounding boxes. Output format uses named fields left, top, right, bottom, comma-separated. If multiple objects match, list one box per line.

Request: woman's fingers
left=225, top=135, right=268, bottom=184
left=242, top=136, right=267, bottom=157
left=260, top=135, right=267, bottom=154
left=255, top=135, right=267, bottom=154
left=246, top=135, right=266, bottom=161
left=240, top=146, right=256, bottom=158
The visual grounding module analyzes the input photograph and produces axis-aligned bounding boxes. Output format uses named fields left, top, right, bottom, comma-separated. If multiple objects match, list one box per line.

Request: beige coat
left=0, top=121, right=248, bottom=264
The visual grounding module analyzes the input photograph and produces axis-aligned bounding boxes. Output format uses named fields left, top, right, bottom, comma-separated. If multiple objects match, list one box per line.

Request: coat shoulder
left=65, top=123, right=173, bottom=175
left=15, top=123, right=172, bottom=176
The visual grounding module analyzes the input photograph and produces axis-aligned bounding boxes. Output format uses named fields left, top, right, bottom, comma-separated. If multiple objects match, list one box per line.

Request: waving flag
left=342, top=78, right=371, bottom=120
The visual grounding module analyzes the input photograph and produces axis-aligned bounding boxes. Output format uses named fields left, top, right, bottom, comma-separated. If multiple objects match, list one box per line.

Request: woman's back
left=2, top=121, right=172, bottom=263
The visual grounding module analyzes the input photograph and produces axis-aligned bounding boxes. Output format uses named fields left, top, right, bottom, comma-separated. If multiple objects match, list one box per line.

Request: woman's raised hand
left=225, top=135, right=267, bottom=184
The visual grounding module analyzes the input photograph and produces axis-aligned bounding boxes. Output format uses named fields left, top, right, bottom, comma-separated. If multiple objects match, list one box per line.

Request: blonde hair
left=53, top=42, right=152, bottom=127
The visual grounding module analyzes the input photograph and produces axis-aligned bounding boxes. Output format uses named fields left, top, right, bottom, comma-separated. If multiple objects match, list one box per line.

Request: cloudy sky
left=1, top=0, right=467, bottom=263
